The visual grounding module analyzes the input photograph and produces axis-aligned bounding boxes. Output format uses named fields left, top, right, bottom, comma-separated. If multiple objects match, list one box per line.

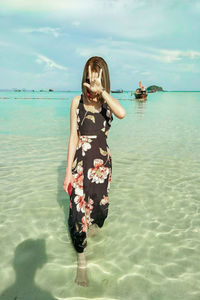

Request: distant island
left=147, top=85, right=164, bottom=93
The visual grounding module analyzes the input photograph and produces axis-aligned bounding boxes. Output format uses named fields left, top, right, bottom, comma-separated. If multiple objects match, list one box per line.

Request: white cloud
left=85, top=37, right=200, bottom=65
left=179, top=63, right=200, bottom=73
left=36, top=54, right=67, bottom=70
left=72, top=21, right=80, bottom=27
left=1, top=0, right=199, bottom=90
left=75, top=44, right=112, bottom=58
left=0, top=41, right=13, bottom=47
left=151, top=50, right=182, bottom=63
left=75, top=49, right=92, bottom=57
left=152, top=49, right=200, bottom=63
left=1, top=0, right=99, bottom=13
left=141, top=71, right=150, bottom=76
left=18, top=27, right=61, bottom=37
left=187, top=51, right=200, bottom=59
left=1, top=0, right=172, bottom=40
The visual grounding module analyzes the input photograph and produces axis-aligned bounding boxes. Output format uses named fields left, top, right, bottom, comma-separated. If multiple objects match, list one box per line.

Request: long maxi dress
left=68, top=93, right=113, bottom=253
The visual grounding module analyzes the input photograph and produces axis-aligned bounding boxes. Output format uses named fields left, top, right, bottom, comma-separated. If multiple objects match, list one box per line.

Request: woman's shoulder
left=71, top=94, right=82, bottom=110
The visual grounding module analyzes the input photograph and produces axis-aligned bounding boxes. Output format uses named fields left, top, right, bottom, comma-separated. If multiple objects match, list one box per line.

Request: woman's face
left=86, top=68, right=99, bottom=83
left=86, top=68, right=100, bottom=101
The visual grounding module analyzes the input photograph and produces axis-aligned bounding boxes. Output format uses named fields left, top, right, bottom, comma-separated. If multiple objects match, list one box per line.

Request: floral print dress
left=68, top=93, right=113, bottom=253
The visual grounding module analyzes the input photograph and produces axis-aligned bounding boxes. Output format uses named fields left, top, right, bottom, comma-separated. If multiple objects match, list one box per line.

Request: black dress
left=68, top=93, right=113, bottom=253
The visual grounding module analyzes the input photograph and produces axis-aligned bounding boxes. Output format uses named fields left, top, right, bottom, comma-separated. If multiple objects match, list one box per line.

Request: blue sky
left=0, top=0, right=200, bottom=91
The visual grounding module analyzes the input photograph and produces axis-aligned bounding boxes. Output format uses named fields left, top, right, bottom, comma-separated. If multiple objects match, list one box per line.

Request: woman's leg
left=87, top=223, right=99, bottom=237
left=68, top=215, right=89, bottom=286
left=75, top=251, right=88, bottom=286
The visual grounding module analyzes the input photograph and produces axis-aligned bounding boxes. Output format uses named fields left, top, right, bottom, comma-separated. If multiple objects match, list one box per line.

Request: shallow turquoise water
left=0, top=91, right=200, bottom=299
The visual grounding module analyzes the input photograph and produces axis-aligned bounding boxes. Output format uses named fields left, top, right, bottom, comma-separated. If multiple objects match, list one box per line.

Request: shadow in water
left=0, top=239, right=57, bottom=300
left=135, top=99, right=147, bottom=117
left=56, top=162, right=70, bottom=232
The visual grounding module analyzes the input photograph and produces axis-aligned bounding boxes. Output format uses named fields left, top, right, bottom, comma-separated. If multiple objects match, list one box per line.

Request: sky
left=0, top=0, right=200, bottom=91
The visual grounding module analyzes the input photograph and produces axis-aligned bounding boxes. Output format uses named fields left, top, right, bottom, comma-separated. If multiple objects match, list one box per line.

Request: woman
left=63, top=56, right=126, bottom=286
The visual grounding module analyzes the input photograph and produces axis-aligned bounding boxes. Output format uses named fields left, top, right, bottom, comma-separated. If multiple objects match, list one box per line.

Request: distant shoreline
left=0, top=90, right=200, bottom=92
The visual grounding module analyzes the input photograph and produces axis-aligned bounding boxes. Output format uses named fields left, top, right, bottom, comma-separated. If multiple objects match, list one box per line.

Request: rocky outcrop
left=147, top=85, right=164, bottom=92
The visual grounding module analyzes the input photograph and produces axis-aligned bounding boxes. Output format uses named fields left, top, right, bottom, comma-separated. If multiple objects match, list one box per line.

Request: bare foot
left=75, top=253, right=88, bottom=287
left=87, top=223, right=99, bottom=238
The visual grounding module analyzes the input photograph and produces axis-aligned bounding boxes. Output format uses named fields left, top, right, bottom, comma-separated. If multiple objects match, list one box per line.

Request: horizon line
left=0, top=89, right=200, bottom=92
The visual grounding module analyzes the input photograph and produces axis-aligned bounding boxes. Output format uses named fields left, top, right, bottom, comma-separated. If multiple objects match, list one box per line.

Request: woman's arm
left=101, top=90, right=126, bottom=119
left=65, top=95, right=80, bottom=178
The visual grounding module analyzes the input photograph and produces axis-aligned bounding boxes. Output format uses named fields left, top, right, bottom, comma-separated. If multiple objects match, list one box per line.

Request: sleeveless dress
left=68, top=93, right=113, bottom=253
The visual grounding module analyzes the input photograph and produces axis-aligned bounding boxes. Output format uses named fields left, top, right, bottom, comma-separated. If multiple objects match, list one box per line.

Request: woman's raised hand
left=83, top=65, right=104, bottom=95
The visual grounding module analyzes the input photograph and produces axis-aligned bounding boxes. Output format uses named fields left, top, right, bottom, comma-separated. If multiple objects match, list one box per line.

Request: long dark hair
left=81, top=56, right=110, bottom=104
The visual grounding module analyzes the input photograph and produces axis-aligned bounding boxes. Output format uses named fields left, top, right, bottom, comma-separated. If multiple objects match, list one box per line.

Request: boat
left=134, top=81, right=148, bottom=100
left=111, top=89, right=123, bottom=93
left=49, top=88, right=54, bottom=92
